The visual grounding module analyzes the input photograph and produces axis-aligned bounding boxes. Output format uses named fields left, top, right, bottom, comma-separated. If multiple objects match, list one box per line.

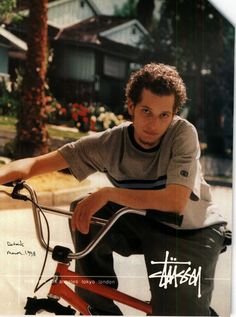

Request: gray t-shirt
left=58, top=115, right=227, bottom=229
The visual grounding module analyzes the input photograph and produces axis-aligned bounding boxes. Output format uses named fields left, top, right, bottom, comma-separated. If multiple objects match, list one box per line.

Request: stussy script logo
left=149, top=251, right=202, bottom=298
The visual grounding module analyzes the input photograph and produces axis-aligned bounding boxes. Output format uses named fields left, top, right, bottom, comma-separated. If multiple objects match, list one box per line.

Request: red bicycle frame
left=4, top=182, right=152, bottom=315
left=48, top=261, right=152, bottom=315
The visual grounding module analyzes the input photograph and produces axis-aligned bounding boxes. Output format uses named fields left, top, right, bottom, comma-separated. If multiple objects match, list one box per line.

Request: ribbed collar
left=127, top=124, right=161, bottom=153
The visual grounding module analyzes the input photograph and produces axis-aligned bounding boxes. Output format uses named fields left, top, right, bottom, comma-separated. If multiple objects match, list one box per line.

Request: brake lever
left=11, top=181, right=29, bottom=201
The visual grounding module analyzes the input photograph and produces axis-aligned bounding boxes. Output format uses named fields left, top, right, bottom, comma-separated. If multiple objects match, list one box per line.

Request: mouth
left=143, top=130, right=159, bottom=137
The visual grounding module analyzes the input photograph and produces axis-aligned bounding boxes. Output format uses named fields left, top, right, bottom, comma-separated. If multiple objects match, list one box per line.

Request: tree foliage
left=141, top=0, right=234, bottom=156
left=0, top=0, right=16, bottom=18
left=0, top=0, right=22, bottom=24
left=114, top=0, right=155, bottom=31
left=114, top=0, right=138, bottom=18
left=136, top=0, right=155, bottom=31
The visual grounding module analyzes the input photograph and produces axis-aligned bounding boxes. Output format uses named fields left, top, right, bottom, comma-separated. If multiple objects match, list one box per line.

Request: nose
left=146, top=116, right=160, bottom=131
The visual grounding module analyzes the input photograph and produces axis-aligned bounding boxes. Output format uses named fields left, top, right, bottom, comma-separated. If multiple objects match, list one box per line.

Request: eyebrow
left=141, top=106, right=173, bottom=114
left=161, top=111, right=172, bottom=114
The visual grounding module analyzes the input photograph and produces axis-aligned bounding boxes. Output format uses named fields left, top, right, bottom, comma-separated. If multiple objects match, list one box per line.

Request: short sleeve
left=166, top=122, right=201, bottom=198
left=58, top=132, right=105, bottom=181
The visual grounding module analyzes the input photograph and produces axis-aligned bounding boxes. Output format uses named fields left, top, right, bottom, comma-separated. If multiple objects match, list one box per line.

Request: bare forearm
left=0, top=151, right=68, bottom=185
left=71, top=185, right=191, bottom=234
left=0, top=158, right=34, bottom=185
left=107, top=185, right=190, bottom=213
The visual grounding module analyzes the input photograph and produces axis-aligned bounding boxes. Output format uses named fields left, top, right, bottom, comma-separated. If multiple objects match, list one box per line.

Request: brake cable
left=1, top=183, right=54, bottom=293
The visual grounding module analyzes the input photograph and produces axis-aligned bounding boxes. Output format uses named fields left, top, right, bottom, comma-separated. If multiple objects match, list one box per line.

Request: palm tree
left=15, top=0, right=49, bottom=158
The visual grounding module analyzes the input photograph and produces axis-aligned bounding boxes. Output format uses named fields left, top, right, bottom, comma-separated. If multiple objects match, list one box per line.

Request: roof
left=16, top=0, right=56, bottom=11
left=54, top=15, right=130, bottom=43
left=51, top=15, right=146, bottom=59
left=5, top=14, right=148, bottom=60
left=17, top=0, right=98, bottom=28
left=0, top=26, right=27, bottom=51
left=16, top=0, right=130, bottom=17
left=5, top=16, right=59, bottom=42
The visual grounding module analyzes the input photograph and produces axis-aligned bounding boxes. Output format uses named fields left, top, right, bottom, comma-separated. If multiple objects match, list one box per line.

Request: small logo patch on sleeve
left=180, top=170, right=189, bottom=177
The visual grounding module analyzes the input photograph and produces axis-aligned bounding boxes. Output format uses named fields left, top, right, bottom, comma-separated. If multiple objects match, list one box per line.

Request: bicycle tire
left=25, top=309, right=37, bottom=315
left=24, top=297, right=76, bottom=315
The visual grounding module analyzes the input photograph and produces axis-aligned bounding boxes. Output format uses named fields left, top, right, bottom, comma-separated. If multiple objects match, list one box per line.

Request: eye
left=142, top=108, right=151, bottom=115
left=160, top=112, right=170, bottom=119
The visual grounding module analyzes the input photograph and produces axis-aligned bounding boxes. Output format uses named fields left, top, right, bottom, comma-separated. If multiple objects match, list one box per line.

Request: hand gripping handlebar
left=5, top=181, right=147, bottom=260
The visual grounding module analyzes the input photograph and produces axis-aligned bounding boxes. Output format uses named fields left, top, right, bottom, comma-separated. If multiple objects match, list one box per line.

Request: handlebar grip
left=2, top=182, right=15, bottom=187
left=2, top=179, right=22, bottom=187
left=2, top=180, right=22, bottom=187
left=52, top=245, right=73, bottom=263
left=1, top=181, right=28, bottom=201
left=146, top=209, right=183, bottom=226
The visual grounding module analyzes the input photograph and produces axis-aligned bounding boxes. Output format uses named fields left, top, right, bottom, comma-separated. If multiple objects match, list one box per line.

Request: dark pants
left=70, top=200, right=226, bottom=316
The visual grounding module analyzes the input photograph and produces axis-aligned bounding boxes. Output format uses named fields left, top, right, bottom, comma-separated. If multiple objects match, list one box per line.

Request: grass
left=0, top=169, right=90, bottom=192
left=47, top=126, right=85, bottom=139
left=0, top=116, right=90, bottom=191
left=0, top=151, right=90, bottom=192
left=26, top=171, right=90, bottom=192
left=0, top=116, right=16, bottom=132
left=0, top=115, right=86, bottom=140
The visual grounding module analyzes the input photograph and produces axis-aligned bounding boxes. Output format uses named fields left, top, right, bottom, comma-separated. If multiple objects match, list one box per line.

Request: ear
left=127, top=99, right=135, bottom=117
left=174, top=107, right=179, bottom=115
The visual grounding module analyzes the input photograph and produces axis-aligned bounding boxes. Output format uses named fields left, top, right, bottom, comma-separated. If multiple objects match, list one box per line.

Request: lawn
left=0, top=116, right=89, bottom=191
left=0, top=115, right=86, bottom=139
left=0, top=116, right=16, bottom=131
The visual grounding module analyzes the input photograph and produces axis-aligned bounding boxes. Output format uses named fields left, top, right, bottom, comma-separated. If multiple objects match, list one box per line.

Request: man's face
left=128, top=88, right=175, bottom=149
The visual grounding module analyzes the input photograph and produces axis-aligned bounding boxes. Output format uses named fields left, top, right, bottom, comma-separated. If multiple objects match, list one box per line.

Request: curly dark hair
left=125, top=63, right=187, bottom=112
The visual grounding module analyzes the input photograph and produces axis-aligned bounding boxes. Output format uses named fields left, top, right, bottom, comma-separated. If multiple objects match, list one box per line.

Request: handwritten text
left=6, top=240, right=36, bottom=257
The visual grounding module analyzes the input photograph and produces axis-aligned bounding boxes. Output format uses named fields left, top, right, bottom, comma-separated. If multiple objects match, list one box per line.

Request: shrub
left=45, top=95, right=68, bottom=124
left=45, top=100, right=125, bottom=132
left=0, top=77, right=21, bottom=116
left=70, top=102, right=125, bottom=132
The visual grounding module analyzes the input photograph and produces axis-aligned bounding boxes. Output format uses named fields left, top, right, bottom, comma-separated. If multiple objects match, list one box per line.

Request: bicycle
left=2, top=181, right=154, bottom=315
left=1, top=181, right=232, bottom=315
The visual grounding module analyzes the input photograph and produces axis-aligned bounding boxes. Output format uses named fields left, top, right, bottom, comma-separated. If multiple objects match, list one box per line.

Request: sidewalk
left=0, top=172, right=112, bottom=210
left=0, top=170, right=233, bottom=211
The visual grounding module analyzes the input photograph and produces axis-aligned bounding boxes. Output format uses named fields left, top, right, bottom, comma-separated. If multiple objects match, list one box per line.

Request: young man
left=0, top=63, right=227, bottom=315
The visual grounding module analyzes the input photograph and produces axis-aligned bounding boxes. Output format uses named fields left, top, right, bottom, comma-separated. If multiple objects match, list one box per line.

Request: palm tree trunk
left=15, top=0, right=49, bottom=158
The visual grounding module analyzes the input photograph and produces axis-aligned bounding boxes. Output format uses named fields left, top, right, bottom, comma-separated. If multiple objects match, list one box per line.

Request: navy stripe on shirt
left=106, top=174, right=183, bottom=226
left=106, top=174, right=167, bottom=190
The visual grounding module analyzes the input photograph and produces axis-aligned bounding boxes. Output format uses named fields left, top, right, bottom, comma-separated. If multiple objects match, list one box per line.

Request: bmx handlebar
left=4, top=181, right=147, bottom=260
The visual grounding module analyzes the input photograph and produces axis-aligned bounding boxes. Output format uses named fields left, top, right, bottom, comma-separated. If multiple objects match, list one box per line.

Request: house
left=48, top=15, right=149, bottom=111
left=47, top=0, right=132, bottom=28
left=0, top=26, right=27, bottom=80
left=5, top=0, right=150, bottom=112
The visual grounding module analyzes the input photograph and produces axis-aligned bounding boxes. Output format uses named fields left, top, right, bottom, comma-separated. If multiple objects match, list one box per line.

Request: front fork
left=24, top=262, right=91, bottom=315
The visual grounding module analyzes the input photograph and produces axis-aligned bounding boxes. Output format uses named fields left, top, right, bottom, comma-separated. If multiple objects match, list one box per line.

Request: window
left=104, top=55, right=126, bottom=79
